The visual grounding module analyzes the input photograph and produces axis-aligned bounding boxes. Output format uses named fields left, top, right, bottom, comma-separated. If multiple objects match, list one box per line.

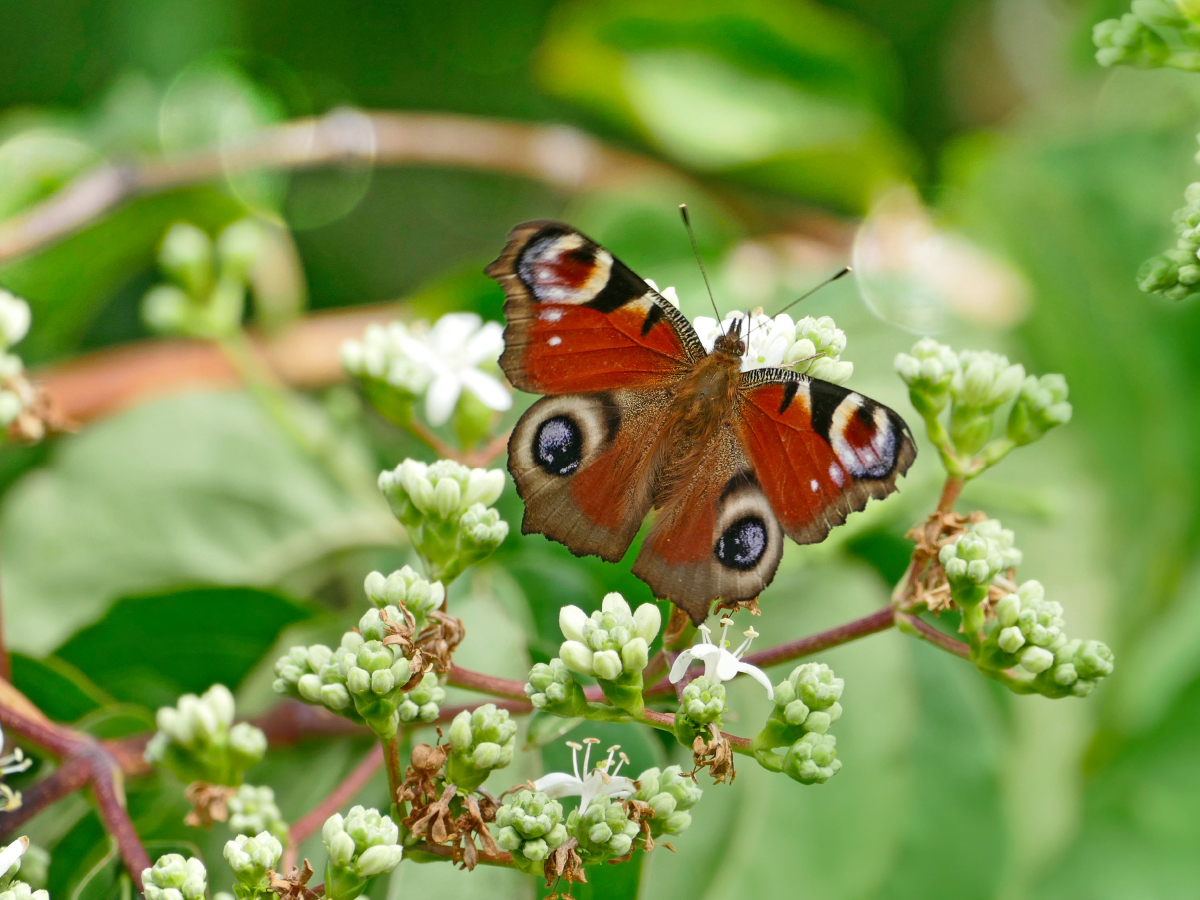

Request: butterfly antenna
left=773, top=266, right=852, bottom=318
left=679, top=204, right=722, bottom=322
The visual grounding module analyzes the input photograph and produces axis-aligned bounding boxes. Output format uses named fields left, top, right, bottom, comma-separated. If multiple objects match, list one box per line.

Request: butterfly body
left=487, top=221, right=915, bottom=622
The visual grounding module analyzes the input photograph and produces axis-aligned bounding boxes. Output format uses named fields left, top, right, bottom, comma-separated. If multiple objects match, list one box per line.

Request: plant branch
left=0, top=110, right=686, bottom=265
left=937, top=476, right=965, bottom=513
left=89, top=751, right=151, bottom=889
left=897, top=612, right=970, bottom=659
left=286, top=743, right=385, bottom=858
left=0, top=754, right=91, bottom=834
left=739, top=606, right=897, bottom=670
left=638, top=709, right=752, bottom=751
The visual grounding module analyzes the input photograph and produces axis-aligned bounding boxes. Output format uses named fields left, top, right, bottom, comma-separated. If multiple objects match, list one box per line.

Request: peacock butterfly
left=486, top=220, right=916, bottom=623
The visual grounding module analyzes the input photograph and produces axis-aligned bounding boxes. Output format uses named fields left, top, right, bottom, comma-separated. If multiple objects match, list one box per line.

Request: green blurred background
left=4, top=0, right=1200, bottom=897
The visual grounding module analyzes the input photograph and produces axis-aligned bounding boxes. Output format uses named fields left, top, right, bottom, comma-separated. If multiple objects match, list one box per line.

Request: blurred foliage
left=0, top=0, right=1198, bottom=898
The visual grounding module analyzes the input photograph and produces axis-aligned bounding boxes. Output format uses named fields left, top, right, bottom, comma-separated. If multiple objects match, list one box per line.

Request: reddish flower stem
left=739, top=606, right=898, bottom=670
left=282, top=743, right=386, bottom=873
left=937, top=476, right=965, bottom=513
left=897, top=612, right=971, bottom=659
left=89, top=754, right=151, bottom=888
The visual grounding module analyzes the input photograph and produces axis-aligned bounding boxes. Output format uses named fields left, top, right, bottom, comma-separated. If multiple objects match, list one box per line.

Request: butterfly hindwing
left=738, top=370, right=916, bottom=545
left=487, top=221, right=703, bottom=395
left=508, top=388, right=674, bottom=562
left=632, top=425, right=784, bottom=622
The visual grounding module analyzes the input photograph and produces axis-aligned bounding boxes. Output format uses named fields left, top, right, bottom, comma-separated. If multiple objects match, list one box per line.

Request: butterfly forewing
left=486, top=221, right=703, bottom=395
left=738, top=370, right=917, bottom=545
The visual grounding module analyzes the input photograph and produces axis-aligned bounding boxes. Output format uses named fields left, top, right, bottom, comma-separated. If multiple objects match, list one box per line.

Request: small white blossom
left=670, top=618, right=774, bottom=699
left=0, top=292, right=31, bottom=350
left=342, top=313, right=512, bottom=427
left=688, top=306, right=853, bottom=384
left=644, top=279, right=681, bottom=308
left=534, top=738, right=637, bottom=814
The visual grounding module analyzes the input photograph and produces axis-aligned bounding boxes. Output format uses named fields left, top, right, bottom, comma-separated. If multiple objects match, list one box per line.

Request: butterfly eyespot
left=534, top=415, right=583, bottom=476
left=714, top=515, right=768, bottom=571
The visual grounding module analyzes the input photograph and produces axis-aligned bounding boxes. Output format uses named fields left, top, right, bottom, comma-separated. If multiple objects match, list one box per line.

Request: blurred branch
left=32, top=304, right=397, bottom=424
left=283, top=742, right=384, bottom=872
left=0, top=110, right=685, bottom=265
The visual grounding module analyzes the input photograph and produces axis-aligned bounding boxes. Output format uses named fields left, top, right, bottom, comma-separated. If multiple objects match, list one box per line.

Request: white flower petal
left=462, top=321, right=505, bottom=365
left=424, top=373, right=463, bottom=426
left=431, top=312, right=482, bottom=350
left=0, top=836, right=27, bottom=880
left=669, top=650, right=697, bottom=683
left=533, top=772, right=584, bottom=798
left=459, top=368, right=512, bottom=412
left=738, top=661, right=775, bottom=700
left=714, top=650, right=741, bottom=683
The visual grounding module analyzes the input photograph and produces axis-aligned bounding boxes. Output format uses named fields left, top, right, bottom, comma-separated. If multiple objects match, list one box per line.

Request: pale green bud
left=592, top=649, right=623, bottom=681
left=228, top=784, right=288, bottom=840
left=1008, top=374, right=1072, bottom=446
left=0, top=292, right=30, bottom=350
left=680, top=676, right=726, bottom=727
left=216, top=219, right=266, bottom=281
left=223, top=832, right=282, bottom=887
left=141, top=855, right=207, bottom=900
left=559, top=605, right=589, bottom=643
left=0, top=391, right=23, bottom=427
left=355, top=844, right=403, bottom=877
left=896, top=337, right=959, bottom=415
left=567, top=793, right=641, bottom=862
left=1020, top=646, right=1055, bottom=674
left=782, top=732, right=841, bottom=785
left=159, top=222, right=213, bottom=297
left=560, top=640, right=595, bottom=676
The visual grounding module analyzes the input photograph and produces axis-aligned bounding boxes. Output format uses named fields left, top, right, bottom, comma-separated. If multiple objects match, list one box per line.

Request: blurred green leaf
left=0, top=390, right=397, bottom=655
left=54, top=586, right=312, bottom=709
left=10, top=653, right=111, bottom=722
left=537, top=0, right=915, bottom=210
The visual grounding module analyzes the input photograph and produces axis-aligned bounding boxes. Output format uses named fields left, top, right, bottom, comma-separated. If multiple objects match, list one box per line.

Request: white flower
left=0, top=291, right=31, bottom=350
left=397, top=313, right=511, bottom=426
left=643, top=279, right=681, bottom=308
left=670, top=618, right=774, bottom=700
left=0, top=836, right=27, bottom=880
left=341, top=322, right=432, bottom=396
left=0, top=726, right=31, bottom=778
left=533, top=738, right=637, bottom=814
left=689, top=305, right=853, bottom=385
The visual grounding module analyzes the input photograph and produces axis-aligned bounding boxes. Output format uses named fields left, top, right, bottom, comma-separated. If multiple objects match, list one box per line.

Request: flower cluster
left=0, top=291, right=32, bottom=437
left=322, top=806, right=403, bottom=898
left=1138, top=180, right=1200, bottom=301
left=228, top=784, right=288, bottom=840
left=753, top=663, right=845, bottom=785
left=141, top=854, right=207, bottom=900
left=144, top=685, right=266, bottom=785
left=0, top=838, right=47, bottom=900
left=142, top=219, right=266, bottom=338
left=224, top=832, right=282, bottom=900
left=445, top=703, right=518, bottom=791
left=557, top=593, right=661, bottom=712
left=692, top=309, right=853, bottom=384
left=976, top=581, right=1115, bottom=697
left=633, top=766, right=703, bottom=838
left=272, top=629, right=417, bottom=739
left=494, top=789, right=568, bottom=872
left=363, top=565, right=444, bottom=622
left=1093, top=0, right=1200, bottom=72
left=525, top=657, right=588, bottom=717
left=378, top=459, right=508, bottom=583
left=896, top=338, right=1070, bottom=477
left=342, top=313, right=511, bottom=432
left=939, top=518, right=1022, bottom=606
left=568, top=792, right=641, bottom=861
left=398, top=672, right=445, bottom=724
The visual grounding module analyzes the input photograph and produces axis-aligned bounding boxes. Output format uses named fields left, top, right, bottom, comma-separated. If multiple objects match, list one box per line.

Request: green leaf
left=10, top=653, right=111, bottom=722
left=54, top=586, right=313, bottom=709
left=526, top=712, right=585, bottom=748
left=536, top=0, right=914, bottom=210
left=1, top=390, right=399, bottom=655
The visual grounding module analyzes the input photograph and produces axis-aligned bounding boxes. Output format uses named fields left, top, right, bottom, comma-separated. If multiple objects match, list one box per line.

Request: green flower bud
left=939, top=519, right=1021, bottom=607
left=1093, top=13, right=1171, bottom=68
left=144, top=685, right=263, bottom=785
left=158, top=222, right=213, bottom=298
left=567, top=794, right=640, bottom=862
left=224, top=831, right=282, bottom=894
left=228, top=784, right=288, bottom=840
left=634, top=766, right=702, bottom=838
left=341, top=322, right=433, bottom=403
left=444, top=703, right=518, bottom=791
left=552, top=595, right=658, bottom=712
left=377, top=459, right=508, bottom=583
left=525, top=658, right=589, bottom=716
left=495, top=790, right=568, bottom=873
left=216, top=219, right=266, bottom=282
left=1007, top=374, right=1072, bottom=446
left=397, top=672, right=445, bottom=724
left=592, top=649, right=623, bottom=681
left=680, top=676, right=726, bottom=727
left=782, top=732, right=841, bottom=785
left=0, top=884, right=47, bottom=900
left=0, top=291, right=30, bottom=351
left=141, top=855, right=207, bottom=900
left=895, top=337, right=959, bottom=416
left=322, top=806, right=402, bottom=899
left=560, top=641, right=595, bottom=676
left=362, top=566, right=445, bottom=626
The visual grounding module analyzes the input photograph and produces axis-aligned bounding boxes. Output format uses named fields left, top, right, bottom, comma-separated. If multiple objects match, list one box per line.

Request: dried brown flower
left=182, top=782, right=237, bottom=828
left=544, top=838, right=586, bottom=899
left=692, top=723, right=736, bottom=784
left=269, top=860, right=315, bottom=900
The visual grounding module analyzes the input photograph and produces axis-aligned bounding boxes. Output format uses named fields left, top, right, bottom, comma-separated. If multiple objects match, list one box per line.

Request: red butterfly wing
left=486, top=221, right=703, bottom=395
left=738, top=370, right=916, bottom=545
